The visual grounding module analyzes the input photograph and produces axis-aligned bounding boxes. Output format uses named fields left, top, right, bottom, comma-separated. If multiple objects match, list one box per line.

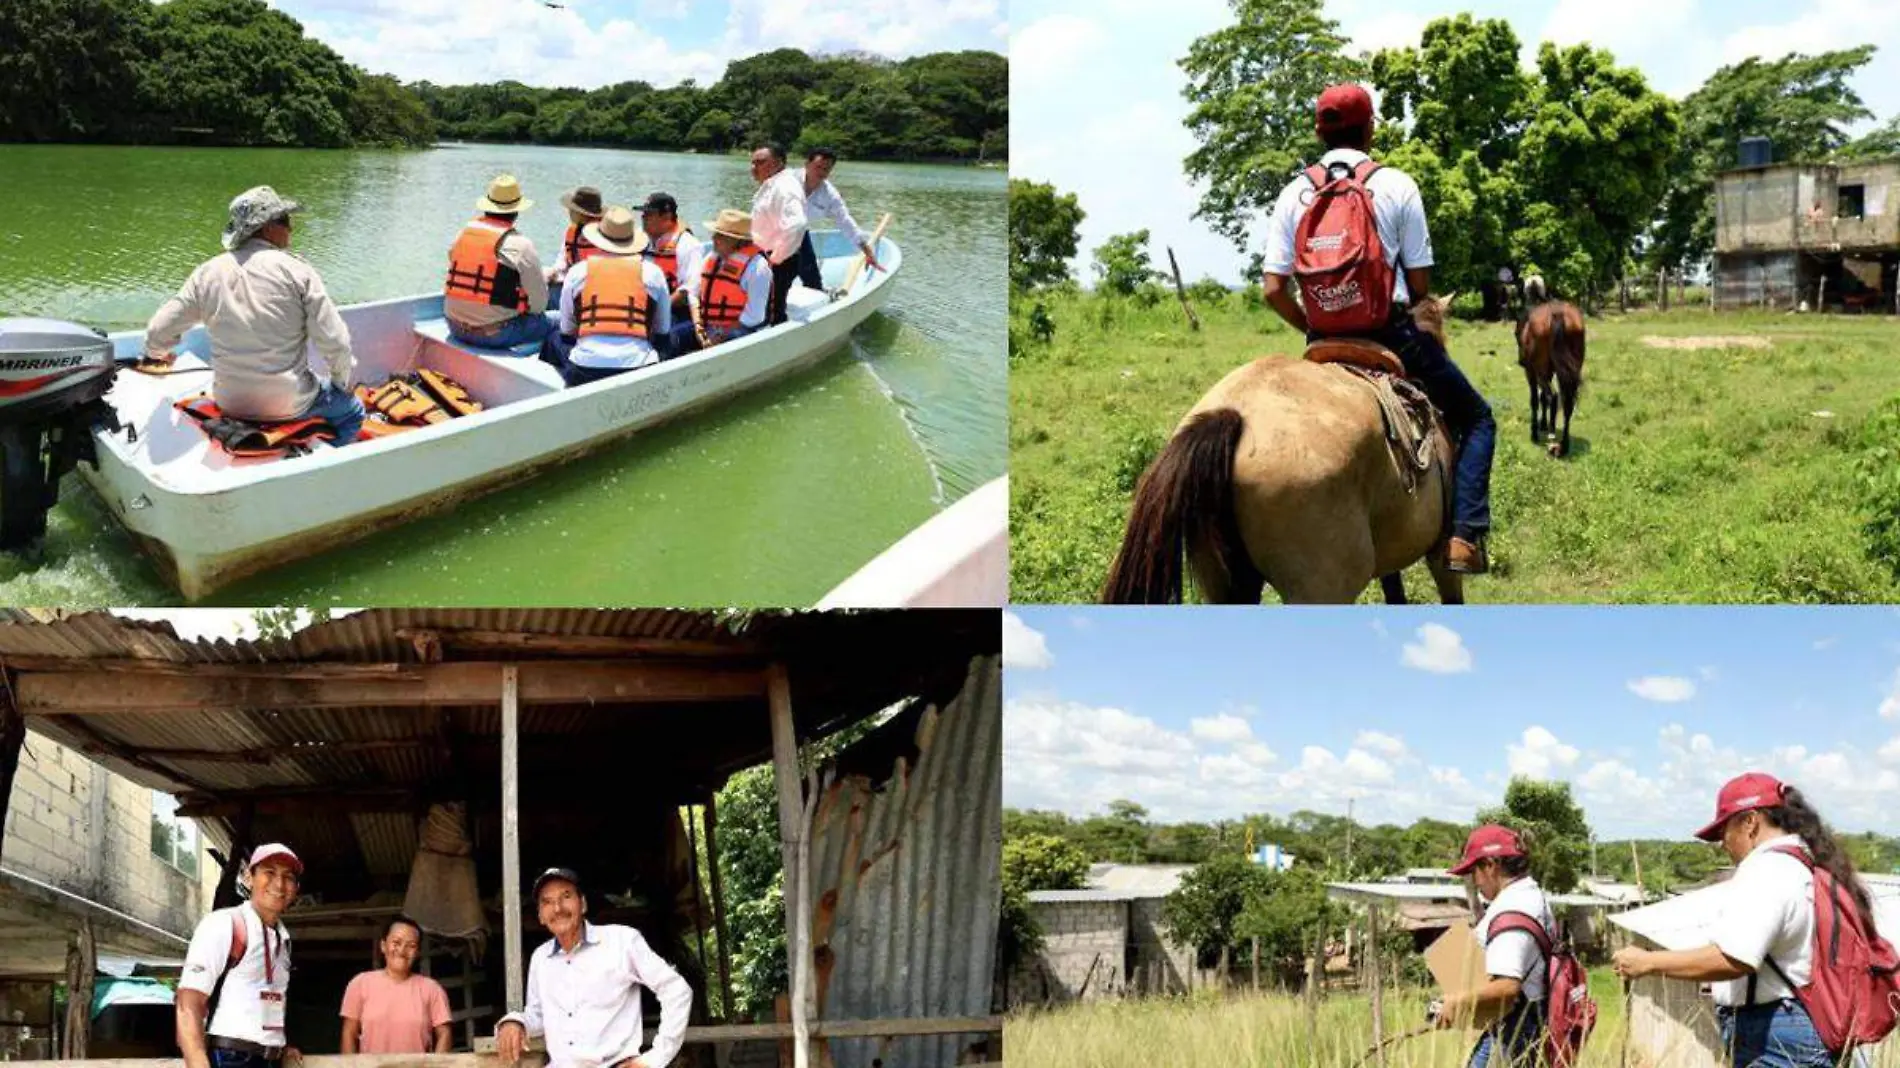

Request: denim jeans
left=795, top=232, right=824, bottom=290
left=1467, top=998, right=1546, bottom=1068
left=209, top=1048, right=275, bottom=1068
left=1316, top=313, right=1496, bottom=540
left=1718, top=1000, right=1837, bottom=1068
left=303, top=382, right=365, bottom=446
left=561, top=361, right=634, bottom=388
left=450, top=312, right=553, bottom=352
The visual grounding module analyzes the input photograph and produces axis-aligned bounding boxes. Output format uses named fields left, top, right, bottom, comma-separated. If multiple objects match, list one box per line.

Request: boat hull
left=78, top=234, right=900, bottom=600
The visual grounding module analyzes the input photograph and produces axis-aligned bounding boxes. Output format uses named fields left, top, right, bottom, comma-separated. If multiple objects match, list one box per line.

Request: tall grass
left=1009, top=288, right=1900, bottom=603
left=1004, top=969, right=1633, bottom=1068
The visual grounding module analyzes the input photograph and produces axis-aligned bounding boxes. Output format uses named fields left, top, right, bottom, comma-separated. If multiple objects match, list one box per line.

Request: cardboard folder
left=1424, top=919, right=1507, bottom=1029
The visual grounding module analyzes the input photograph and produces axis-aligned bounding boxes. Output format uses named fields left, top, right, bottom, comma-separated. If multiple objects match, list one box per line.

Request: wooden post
left=1166, top=246, right=1201, bottom=331
left=1658, top=270, right=1668, bottom=312
left=767, top=664, right=811, bottom=1068
left=461, top=951, right=476, bottom=1050
left=1817, top=276, right=1826, bottom=312
left=501, top=663, right=524, bottom=1014
left=1369, top=905, right=1385, bottom=1068
left=1306, top=923, right=1323, bottom=1060
left=0, top=678, right=24, bottom=869
left=62, top=918, right=95, bottom=1059
left=705, top=795, right=736, bottom=1021
left=1251, top=936, right=1260, bottom=991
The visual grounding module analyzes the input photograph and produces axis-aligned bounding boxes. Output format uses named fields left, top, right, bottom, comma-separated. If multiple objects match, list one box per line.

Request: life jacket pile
left=645, top=227, right=693, bottom=292
left=354, top=369, right=483, bottom=438
left=575, top=258, right=652, bottom=340
left=445, top=216, right=531, bottom=312
left=697, top=243, right=763, bottom=332
left=174, top=395, right=336, bottom=459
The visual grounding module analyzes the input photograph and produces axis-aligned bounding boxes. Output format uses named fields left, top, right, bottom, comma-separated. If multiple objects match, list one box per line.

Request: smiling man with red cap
left=1437, top=824, right=1555, bottom=1066
left=1611, top=772, right=1884, bottom=1067
left=1260, top=83, right=1498, bottom=574
left=176, top=844, right=304, bottom=1068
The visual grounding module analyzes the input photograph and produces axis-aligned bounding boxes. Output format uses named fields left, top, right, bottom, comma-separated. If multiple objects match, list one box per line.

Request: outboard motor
left=0, top=319, right=120, bottom=548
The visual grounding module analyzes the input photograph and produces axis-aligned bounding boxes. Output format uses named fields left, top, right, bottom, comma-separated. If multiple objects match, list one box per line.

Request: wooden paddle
left=834, top=212, right=892, bottom=299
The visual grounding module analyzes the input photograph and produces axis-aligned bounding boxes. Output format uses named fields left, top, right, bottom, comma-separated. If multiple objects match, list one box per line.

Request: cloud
left=1881, top=736, right=1900, bottom=766
left=1627, top=676, right=1698, bottom=703
left=1009, top=14, right=1108, bottom=91
left=1402, top=623, right=1474, bottom=674
left=1354, top=730, right=1409, bottom=759
left=1506, top=726, right=1581, bottom=779
left=1881, top=668, right=1900, bottom=719
left=1814, top=637, right=1838, bottom=651
left=1002, top=612, right=1054, bottom=670
left=1191, top=713, right=1253, bottom=744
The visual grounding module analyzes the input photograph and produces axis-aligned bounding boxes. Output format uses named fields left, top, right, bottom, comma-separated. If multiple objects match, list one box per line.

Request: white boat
left=78, top=231, right=901, bottom=600
left=817, top=475, right=1007, bottom=607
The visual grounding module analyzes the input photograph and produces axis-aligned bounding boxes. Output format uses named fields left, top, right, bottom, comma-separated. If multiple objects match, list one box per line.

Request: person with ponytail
left=1611, top=772, right=1879, bottom=1067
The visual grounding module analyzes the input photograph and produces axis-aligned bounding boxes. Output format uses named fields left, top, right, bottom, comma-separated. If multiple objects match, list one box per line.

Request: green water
left=0, top=144, right=1004, bottom=606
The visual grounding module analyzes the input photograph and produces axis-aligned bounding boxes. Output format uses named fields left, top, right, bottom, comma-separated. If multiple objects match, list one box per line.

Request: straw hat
left=582, top=206, right=649, bottom=255
left=704, top=209, right=752, bottom=242
left=478, top=174, right=533, bottom=214
left=222, top=185, right=304, bottom=250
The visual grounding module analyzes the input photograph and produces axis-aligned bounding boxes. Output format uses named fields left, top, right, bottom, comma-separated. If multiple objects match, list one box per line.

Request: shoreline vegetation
left=2, top=0, right=1007, bottom=162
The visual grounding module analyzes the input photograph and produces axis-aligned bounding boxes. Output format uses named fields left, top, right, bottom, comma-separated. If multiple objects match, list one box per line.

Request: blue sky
left=268, top=0, right=1006, bottom=89
left=1004, top=608, right=1900, bottom=839
left=1010, top=0, right=1900, bottom=285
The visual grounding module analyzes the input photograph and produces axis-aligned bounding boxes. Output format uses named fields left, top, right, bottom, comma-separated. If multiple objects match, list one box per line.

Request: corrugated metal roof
left=1027, top=890, right=1143, bottom=904
left=1610, top=877, right=1900, bottom=949
left=808, top=655, right=999, bottom=1068
left=1328, top=881, right=1469, bottom=902
left=1087, top=864, right=1193, bottom=898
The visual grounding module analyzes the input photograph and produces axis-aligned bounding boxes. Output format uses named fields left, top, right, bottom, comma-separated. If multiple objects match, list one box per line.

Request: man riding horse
left=1259, top=84, right=1497, bottom=574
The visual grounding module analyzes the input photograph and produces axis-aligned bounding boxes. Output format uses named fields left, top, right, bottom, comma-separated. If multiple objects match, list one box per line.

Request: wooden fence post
left=1369, top=905, right=1385, bottom=1068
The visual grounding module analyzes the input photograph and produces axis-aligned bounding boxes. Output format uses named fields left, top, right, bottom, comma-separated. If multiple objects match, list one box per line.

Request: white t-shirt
left=179, top=903, right=293, bottom=1047
left=1262, top=148, right=1434, bottom=305
left=1711, top=834, right=1815, bottom=1006
left=1474, top=876, right=1556, bottom=1002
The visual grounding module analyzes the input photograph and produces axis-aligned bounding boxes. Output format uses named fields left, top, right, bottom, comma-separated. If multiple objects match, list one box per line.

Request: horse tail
left=1555, top=305, right=1585, bottom=391
left=1101, top=408, right=1251, bottom=604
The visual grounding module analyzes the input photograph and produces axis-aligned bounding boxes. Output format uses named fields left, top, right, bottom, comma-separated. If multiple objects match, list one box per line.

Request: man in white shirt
left=747, top=142, right=808, bottom=326
left=554, top=206, right=672, bottom=387
left=793, top=147, right=881, bottom=291
left=144, top=186, right=365, bottom=444
left=496, top=868, right=692, bottom=1068
left=1439, top=825, right=1553, bottom=1067
left=1261, top=84, right=1497, bottom=575
left=176, top=844, right=304, bottom=1068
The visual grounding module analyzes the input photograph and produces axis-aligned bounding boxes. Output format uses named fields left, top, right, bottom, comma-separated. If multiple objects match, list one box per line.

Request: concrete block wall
left=3, top=734, right=203, bottom=937
left=1129, top=898, right=1195, bottom=994
left=1013, top=900, right=1128, bottom=1003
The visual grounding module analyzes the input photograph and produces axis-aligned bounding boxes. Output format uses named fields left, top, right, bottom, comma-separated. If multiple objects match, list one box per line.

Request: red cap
left=248, top=842, right=303, bottom=874
left=1694, top=772, right=1787, bottom=841
left=1316, top=84, right=1375, bottom=132
left=1448, top=824, right=1525, bottom=875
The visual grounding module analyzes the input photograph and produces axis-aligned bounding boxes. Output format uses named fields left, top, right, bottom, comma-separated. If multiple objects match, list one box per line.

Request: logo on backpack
left=1485, top=911, right=1598, bottom=1068
left=1293, top=159, right=1395, bottom=335
left=1764, top=845, right=1900, bottom=1054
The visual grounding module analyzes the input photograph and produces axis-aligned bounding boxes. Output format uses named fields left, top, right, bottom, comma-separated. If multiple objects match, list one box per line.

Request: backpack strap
left=207, top=908, right=249, bottom=1019
left=1304, top=164, right=1329, bottom=190
left=1353, top=159, right=1384, bottom=183
left=1752, top=845, right=1813, bottom=1005
left=1486, top=910, right=1554, bottom=960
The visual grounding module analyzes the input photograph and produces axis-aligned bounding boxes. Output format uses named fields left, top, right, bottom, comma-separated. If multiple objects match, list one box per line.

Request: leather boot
left=1447, top=535, right=1488, bottom=575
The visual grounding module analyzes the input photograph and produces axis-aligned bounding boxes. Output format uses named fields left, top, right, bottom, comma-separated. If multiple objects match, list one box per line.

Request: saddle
left=1302, top=339, right=1442, bottom=498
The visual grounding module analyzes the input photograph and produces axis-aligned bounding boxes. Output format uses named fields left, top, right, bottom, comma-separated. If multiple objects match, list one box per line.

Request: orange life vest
left=576, top=257, right=653, bottom=340
left=174, top=395, right=335, bottom=458
left=445, top=215, right=530, bottom=312
left=646, top=226, right=694, bottom=291
left=562, top=223, right=606, bottom=271
left=697, top=244, right=761, bottom=331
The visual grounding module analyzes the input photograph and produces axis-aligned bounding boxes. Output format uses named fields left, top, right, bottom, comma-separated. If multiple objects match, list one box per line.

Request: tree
left=1179, top=0, right=1364, bottom=251
left=1648, top=47, right=1875, bottom=272
left=1009, top=179, right=1086, bottom=290
left=1161, top=854, right=1271, bottom=967
left=1003, top=834, right=1090, bottom=892
left=1838, top=116, right=1900, bottom=162
left=1233, top=867, right=1344, bottom=986
left=1477, top=777, right=1593, bottom=893
left=1092, top=230, right=1158, bottom=295
left=349, top=73, right=435, bottom=147
left=0, top=0, right=150, bottom=142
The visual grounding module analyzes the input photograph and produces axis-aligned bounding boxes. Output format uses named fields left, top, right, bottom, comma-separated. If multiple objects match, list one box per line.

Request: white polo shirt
left=1711, top=834, right=1815, bottom=1006
left=1474, top=875, right=1556, bottom=1002
left=1262, top=148, right=1435, bottom=305
left=179, top=903, right=293, bottom=1047
left=497, top=922, right=693, bottom=1068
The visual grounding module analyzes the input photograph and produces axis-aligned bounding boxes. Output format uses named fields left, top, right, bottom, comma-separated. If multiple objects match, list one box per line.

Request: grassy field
left=1003, top=968, right=1633, bottom=1068
left=1009, top=289, right=1900, bottom=603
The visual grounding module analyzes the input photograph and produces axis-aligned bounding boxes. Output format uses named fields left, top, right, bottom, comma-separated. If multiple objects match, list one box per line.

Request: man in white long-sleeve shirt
left=747, top=142, right=807, bottom=326
left=496, top=868, right=691, bottom=1068
left=144, top=186, right=365, bottom=444
left=793, top=147, right=881, bottom=291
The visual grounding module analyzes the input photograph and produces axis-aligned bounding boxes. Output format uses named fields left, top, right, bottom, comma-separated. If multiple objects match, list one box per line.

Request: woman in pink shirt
left=340, top=918, right=453, bottom=1053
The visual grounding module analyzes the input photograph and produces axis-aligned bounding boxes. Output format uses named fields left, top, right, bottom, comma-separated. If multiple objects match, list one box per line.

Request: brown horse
left=1517, top=286, right=1585, bottom=457
left=1101, top=299, right=1462, bottom=605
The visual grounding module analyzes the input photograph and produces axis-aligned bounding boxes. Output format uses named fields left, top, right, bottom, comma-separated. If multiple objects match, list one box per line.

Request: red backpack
left=1761, top=845, right=1900, bottom=1053
left=1292, top=159, right=1396, bottom=336
left=1486, top=910, right=1598, bottom=1068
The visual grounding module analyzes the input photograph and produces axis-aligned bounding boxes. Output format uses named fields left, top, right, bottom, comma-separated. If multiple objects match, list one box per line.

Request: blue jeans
left=1467, top=998, right=1545, bottom=1068
left=303, top=382, right=364, bottom=446
left=1719, top=1001, right=1835, bottom=1068
left=210, top=1049, right=274, bottom=1068
left=1317, top=313, right=1496, bottom=540
left=450, top=312, right=553, bottom=352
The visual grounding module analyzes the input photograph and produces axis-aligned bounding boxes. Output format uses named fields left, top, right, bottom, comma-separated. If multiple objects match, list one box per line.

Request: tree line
left=0, top=0, right=1007, bottom=161
left=1010, top=0, right=1898, bottom=298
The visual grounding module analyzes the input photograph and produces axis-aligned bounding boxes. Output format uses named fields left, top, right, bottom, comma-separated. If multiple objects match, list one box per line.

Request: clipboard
left=1424, top=919, right=1507, bottom=1029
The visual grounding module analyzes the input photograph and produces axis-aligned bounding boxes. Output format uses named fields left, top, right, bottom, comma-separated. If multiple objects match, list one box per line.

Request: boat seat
left=410, top=316, right=565, bottom=402
left=786, top=286, right=829, bottom=323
